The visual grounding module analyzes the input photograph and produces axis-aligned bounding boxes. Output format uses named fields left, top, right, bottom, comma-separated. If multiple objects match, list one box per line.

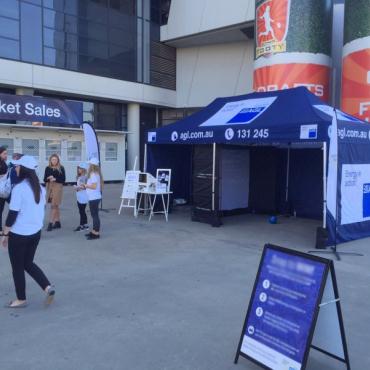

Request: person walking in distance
left=83, top=158, right=102, bottom=240
left=0, top=146, right=8, bottom=234
left=44, top=154, right=65, bottom=231
left=1, top=155, right=55, bottom=308
left=74, top=163, right=89, bottom=232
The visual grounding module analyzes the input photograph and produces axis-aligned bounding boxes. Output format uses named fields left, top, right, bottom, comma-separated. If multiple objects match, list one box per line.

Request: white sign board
left=122, top=171, right=140, bottom=200
left=341, top=164, right=370, bottom=225
left=156, top=169, right=171, bottom=193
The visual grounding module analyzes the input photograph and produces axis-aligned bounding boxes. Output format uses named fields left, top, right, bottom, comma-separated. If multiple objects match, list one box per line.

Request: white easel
left=118, top=156, right=139, bottom=216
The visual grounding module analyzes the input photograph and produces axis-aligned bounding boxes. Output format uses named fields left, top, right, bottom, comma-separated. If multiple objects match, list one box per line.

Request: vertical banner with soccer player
left=341, top=0, right=370, bottom=122
left=253, top=0, right=333, bottom=101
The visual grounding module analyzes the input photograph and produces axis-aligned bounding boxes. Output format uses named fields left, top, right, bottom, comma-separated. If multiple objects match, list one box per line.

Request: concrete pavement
left=0, top=184, right=369, bottom=370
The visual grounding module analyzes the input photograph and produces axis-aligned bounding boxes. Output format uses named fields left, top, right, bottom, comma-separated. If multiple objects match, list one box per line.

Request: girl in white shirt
left=82, top=158, right=103, bottom=240
left=1, top=155, right=55, bottom=308
left=74, top=163, right=89, bottom=232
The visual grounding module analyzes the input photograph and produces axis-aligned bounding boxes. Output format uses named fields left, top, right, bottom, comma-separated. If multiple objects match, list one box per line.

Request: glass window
left=24, top=0, right=41, bottom=5
left=105, top=142, right=117, bottom=161
left=109, top=26, right=135, bottom=47
left=45, top=140, right=61, bottom=161
left=43, top=27, right=65, bottom=49
left=43, top=47, right=78, bottom=70
left=64, top=0, right=78, bottom=16
left=43, top=0, right=64, bottom=12
left=79, top=37, right=108, bottom=59
left=65, top=14, right=78, bottom=34
left=121, top=104, right=127, bottom=131
left=0, top=38, right=19, bottom=59
left=78, top=19, right=108, bottom=42
left=83, top=101, right=94, bottom=123
left=67, top=141, right=82, bottom=161
left=95, top=102, right=121, bottom=131
left=0, top=0, right=19, bottom=19
left=109, top=0, right=135, bottom=16
left=44, top=28, right=78, bottom=52
left=150, top=0, right=161, bottom=24
left=0, top=17, right=19, bottom=40
left=78, top=0, right=108, bottom=23
left=21, top=3, right=42, bottom=63
left=0, top=138, right=14, bottom=157
left=22, top=139, right=39, bottom=159
left=109, top=8, right=135, bottom=29
left=43, top=9, right=65, bottom=31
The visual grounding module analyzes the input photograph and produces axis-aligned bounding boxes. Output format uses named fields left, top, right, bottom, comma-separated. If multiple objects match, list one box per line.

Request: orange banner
left=341, top=48, right=370, bottom=122
left=253, top=63, right=330, bottom=101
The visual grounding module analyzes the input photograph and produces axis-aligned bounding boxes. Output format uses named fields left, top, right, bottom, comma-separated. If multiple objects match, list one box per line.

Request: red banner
left=341, top=48, right=370, bottom=122
left=254, top=63, right=330, bottom=101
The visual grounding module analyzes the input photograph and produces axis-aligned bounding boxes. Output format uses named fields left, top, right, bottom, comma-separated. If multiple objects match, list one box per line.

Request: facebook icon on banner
left=363, top=183, right=370, bottom=218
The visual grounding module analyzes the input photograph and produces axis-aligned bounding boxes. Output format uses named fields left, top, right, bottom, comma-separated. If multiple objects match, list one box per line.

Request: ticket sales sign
left=235, top=245, right=350, bottom=370
left=0, top=93, right=82, bottom=125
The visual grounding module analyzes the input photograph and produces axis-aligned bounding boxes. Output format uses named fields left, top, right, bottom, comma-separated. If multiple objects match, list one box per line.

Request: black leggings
left=77, top=202, right=87, bottom=226
left=8, top=231, right=50, bottom=300
left=0, top=197, right=5, bottom=231
left=89, top=199, right=101, bottom=232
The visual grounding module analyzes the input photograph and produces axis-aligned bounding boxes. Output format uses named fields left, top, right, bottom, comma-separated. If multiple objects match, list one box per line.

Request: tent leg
left=322, top=142, right=327, bottom=228
left=212, top=143, right=216, bottom=212
left=144, top=144, right=147, bottom=172
left=285, top=147, right=290, bottom=202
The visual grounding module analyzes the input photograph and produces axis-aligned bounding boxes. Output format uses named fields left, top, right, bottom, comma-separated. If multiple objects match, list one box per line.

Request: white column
left=127, top=103, right=140, bottom=171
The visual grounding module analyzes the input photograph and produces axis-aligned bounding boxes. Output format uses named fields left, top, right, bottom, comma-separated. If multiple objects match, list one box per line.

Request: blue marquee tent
left=146, top=87, right=370, bottom=246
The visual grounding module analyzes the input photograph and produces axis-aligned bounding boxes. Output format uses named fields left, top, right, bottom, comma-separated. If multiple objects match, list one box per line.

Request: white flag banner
left=82, top=123, right=99, bottom=161
left=326, top=109, right=338, bottom=219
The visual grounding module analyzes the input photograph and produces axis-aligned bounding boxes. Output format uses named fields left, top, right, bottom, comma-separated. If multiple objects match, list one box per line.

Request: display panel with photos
left=156, top=169, right=171, bottom=192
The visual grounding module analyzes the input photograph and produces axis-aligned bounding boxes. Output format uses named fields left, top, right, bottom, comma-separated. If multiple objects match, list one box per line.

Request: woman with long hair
left=0, top=146, right=8, bottom=233
left=1, top=155, right=55, bottom=308
left=44, top=154, right=65, bottom=231
left=74, top=163, right=89, bottom=232
left=83, top=158, right=103, bottom=240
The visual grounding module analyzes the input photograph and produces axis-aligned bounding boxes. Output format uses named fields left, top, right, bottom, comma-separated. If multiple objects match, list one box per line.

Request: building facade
left=0, top=0, right=350, bottom=182
left=0, top=0, right=177, bottom=181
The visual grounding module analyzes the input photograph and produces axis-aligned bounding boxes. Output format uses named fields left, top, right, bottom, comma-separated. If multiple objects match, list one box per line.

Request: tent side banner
left=328, top=120, right=370, bottom=244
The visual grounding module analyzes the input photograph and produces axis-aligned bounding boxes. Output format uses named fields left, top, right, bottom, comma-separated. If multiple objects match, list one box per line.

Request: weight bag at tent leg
left=191, top=208, right=222, bottom=227
left=315, top=226, right=328, bottom=249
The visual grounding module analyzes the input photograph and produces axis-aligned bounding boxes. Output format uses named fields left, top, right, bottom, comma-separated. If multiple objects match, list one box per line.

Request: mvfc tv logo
left=256, top=0, right=291, bottom=58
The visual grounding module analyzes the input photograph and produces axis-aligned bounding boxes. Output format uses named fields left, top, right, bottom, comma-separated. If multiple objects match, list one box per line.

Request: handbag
left=0, top=171, right=11, bottom=199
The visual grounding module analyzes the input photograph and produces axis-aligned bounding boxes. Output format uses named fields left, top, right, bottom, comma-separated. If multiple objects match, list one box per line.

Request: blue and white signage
left=200, top=97, right=276, bottom=127
left=341, top=164, right=370, bottom=225
left=236, top=245, right=327, bottom=370
left=0, top=93, right=83, bottom=125
left=148, top=131, right=157, bottom=143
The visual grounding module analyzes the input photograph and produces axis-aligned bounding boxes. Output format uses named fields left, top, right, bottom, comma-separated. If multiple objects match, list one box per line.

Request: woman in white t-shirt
left=74, top=163, right=89, bottom=232
left=82, top=158, right=103, bottom=240
left=1, top=156, right=55, bottom=308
